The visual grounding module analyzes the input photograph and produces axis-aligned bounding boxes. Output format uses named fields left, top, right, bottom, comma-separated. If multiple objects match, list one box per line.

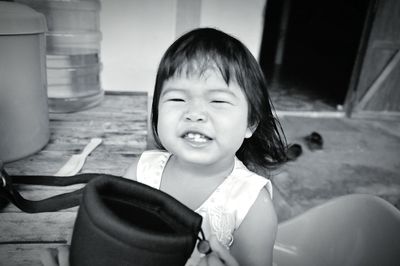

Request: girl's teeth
left=186, top=133, right=207, bottom=143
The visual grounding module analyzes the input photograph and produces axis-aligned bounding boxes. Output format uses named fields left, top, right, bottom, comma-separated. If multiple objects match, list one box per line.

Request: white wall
left=100, top=0, right=177, bottom=93
left=100, top=0, right=266, bottom=94
left=200, top=0, right=265, bottom=59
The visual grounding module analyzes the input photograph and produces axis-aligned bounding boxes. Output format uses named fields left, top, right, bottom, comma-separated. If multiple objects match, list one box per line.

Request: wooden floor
left=0, top=92, right=148, bottom=266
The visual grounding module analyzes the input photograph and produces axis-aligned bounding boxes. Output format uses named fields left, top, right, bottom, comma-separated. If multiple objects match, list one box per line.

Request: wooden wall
left=352, top=0, right=400, bottom=112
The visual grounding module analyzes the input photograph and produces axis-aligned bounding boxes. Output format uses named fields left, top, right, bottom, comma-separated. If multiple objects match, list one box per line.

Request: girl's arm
left=230, top=187, right=278, bottom=266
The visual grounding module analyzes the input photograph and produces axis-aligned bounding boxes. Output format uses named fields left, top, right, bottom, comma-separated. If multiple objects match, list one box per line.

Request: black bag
left=0, top=162, right=206, bottom=266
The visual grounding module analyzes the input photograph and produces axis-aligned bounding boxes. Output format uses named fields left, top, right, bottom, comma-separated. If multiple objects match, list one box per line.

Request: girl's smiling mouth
left=182, top=131, right=213, bottom=145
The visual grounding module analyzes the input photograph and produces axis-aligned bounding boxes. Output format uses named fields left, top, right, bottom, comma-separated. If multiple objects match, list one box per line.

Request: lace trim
left=208, top=205, right=235, bottom=247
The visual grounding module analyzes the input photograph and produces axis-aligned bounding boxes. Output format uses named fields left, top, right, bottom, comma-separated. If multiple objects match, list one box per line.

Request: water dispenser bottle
left=16, top=0, right=104, bottom=113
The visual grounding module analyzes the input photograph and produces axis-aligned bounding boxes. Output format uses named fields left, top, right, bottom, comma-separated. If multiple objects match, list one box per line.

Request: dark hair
left=151, top=27, right=287, bottom=169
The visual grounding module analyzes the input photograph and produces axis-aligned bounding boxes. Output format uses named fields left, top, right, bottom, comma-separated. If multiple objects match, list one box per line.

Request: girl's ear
left=245, top=123, right=258, bottom=139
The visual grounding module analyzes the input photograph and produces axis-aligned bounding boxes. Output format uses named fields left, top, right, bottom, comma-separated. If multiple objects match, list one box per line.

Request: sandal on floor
left=304, top=132, right=323, bottom=150
left=286, top=143, right=302, bottom=161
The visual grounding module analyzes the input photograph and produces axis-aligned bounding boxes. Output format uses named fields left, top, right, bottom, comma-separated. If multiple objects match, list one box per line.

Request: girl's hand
left=198, top=236, right=239, bottom=266
left=40, top=246, right=70, bottom=266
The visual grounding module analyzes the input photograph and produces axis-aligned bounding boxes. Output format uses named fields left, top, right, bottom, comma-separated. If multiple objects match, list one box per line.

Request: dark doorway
left=260, top=0, right=371, bottom=111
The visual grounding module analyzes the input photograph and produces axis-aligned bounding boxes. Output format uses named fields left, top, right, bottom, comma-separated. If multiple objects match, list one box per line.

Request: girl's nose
left=185, top=112, right=207, bottom=122
left=184, top=103, right=208, bottom=122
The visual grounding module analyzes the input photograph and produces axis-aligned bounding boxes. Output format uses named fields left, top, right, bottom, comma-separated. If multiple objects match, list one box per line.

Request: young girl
left=124, top=28, right=287, bottom=266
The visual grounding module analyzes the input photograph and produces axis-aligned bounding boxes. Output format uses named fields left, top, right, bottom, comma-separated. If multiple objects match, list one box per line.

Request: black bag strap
left=0, top=161, right=98, bottom=213
left=0, top=161, right=212, bottom=255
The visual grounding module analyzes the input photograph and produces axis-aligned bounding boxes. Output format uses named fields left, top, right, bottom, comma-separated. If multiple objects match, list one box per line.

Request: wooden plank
left=357, top=49, right=400, bottom=110
left=343, top=0, right=378, bottom=116
left=0, top=212, right=76, bottom=243
left=276, top=110, right=345, bottom=118
left=0, top=243, right=67, bottom=266
left=372, top=40, right=400, bottom=50
left=4, top=93, right=148, bottom=176
left=3, top=151, right=139, bottom=176
left=352, top=110, right=400, bottom=121
left=350, top=0, right=400, bottom=112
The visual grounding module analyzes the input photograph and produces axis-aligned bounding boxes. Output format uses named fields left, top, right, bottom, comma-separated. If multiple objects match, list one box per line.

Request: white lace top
left=133, top=150, right=273, bottom=265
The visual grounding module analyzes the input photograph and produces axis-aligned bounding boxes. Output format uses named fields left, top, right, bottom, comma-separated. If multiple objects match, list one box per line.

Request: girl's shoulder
left=231, top=158, right=273, bottom=199
left=215, top=158, right=273, bottom=230
left=139, top=149, right=171, bottom=161
left=123, top=150, right=170, bottom=181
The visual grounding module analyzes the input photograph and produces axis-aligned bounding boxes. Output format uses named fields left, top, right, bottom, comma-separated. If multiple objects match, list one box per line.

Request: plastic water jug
left=16, top=0, right=104, bottom=113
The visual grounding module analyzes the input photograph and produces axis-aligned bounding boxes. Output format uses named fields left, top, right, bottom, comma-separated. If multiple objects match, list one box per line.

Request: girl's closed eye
left=161, top=91, right=186, bottom=103
left=211, top=99, right=232, bottom=105
left=168, top=98, right=185, bottom=102
left=209, top=95, right=236, bottom=106
left=208, top=90, right=237, bottom=107
left=161, top=97, right=185, bottom=103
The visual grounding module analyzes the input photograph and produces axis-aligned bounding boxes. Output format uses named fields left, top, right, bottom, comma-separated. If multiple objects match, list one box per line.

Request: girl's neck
left=168, top=155, right=235, bottom=182
left=160, top=155, right=236, bottom=210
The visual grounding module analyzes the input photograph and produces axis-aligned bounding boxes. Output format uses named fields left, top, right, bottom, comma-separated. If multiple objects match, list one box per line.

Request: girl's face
left=157, top=69, right=254, bottom=169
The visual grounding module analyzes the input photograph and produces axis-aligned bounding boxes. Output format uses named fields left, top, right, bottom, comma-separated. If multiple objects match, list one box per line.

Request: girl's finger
left=208, top=237, right=239, bottom=266
left=198, top=252, right=225, bottom=266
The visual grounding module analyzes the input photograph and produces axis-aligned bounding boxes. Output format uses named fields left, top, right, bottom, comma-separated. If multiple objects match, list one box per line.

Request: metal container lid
left=0, top=1, right=47, bottom=35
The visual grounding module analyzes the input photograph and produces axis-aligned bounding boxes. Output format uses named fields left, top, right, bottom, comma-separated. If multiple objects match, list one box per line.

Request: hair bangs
left=164, top=48, right=237, bottom=86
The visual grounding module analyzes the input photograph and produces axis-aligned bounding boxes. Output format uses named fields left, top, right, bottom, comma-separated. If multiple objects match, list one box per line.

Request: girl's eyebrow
left=161, top=87, right=238, bottom=98
left=160, top=87, right=186, bottom=97
left=207, top=88, right=238, bottom=98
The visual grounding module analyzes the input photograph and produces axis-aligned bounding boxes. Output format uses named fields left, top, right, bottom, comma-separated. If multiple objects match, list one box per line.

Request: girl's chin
left=174, top=149, right=235, bottom=168
left=174, top=150, right=219, bottom=165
